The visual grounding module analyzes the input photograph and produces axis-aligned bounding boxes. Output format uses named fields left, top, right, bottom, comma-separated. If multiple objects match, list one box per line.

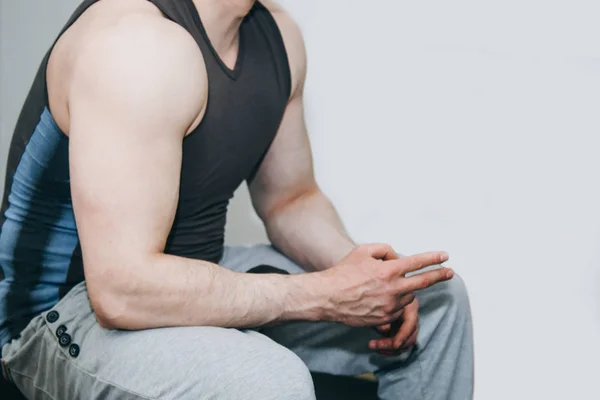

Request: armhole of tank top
left=145, top=0, right=179, bottom=23
left=254, top=2, right=293, bottom=101
left=43, top=0, right=102, bottom=108
left=244, top=3, right=294, bottom=183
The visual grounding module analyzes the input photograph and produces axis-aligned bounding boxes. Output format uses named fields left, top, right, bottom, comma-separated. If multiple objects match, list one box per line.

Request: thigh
left=262, top=272, right=470, bottom=379
left=220, top=244, right=306, bottom=274
left=1, top=282, right=315, bottom=400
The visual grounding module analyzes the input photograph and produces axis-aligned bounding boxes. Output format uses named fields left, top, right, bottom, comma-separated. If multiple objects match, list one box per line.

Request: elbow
left=89, top=289, right=128, bottom=330
left=86, top=274, right=131, bottom=330
left=84, top=253, right=157, bottom=330
left=96, top=312, right=119, bottom=330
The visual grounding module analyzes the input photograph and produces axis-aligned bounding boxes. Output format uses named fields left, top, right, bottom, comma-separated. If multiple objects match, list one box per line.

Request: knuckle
left=398, top=295, right=410, bottom=307
left=392, top=309, right=404, bottom=321
left=382, top=301, right=396, bottom=315
left=411, top=259, right=421, bottom=272
left=378, top=314, right=392, bottom=325
left=404, top=257, right=415, bottom=269
left=375, top=268, right=392, bottom=281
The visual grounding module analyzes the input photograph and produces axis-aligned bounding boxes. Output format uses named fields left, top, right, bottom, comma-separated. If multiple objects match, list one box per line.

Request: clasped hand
left=321, top=244, right=452, bottom=356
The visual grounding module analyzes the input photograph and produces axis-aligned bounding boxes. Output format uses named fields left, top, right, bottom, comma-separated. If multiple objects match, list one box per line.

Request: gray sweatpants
left=1, top=245, right=473, bottom=400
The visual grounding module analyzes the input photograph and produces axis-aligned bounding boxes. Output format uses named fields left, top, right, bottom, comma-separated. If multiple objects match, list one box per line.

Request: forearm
left=264, top=189, right=355, bottom=271
left=89, top=253, right=325, bottom=330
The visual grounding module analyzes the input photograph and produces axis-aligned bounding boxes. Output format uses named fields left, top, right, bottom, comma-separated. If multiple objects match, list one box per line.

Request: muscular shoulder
left=261, top=1, right=307, bottom=99
left=49, top=0, right=206, bottom=134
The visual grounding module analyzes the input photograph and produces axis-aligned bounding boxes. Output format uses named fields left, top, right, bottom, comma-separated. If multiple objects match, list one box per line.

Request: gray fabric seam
left=417, top=353, right=427, bottom=400
left=10, top=365, right=157, bottom=400
left=7, top=370, right=57, bottom=400
left=8, top=328, right=157, bottom=400
left=54, top=350, right=158, bottom=400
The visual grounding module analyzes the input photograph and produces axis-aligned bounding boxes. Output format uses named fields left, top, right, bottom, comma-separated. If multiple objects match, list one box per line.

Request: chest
left=178, top=63, right=288, bottom=202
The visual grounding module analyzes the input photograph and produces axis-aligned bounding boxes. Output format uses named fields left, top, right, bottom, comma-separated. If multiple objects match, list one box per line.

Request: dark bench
left=313, top=372, right=378, bottom=399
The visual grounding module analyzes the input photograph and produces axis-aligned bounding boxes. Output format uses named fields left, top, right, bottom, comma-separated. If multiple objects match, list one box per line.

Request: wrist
left=327, top=240, right=355, bottom=267
left=278, top=272, right=330, bottom=322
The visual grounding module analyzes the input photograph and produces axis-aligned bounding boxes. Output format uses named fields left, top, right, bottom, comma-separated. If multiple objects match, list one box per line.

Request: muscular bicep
left=69, top=98, right=183, bottom=262
left=67, top=19, right=206, bottom=288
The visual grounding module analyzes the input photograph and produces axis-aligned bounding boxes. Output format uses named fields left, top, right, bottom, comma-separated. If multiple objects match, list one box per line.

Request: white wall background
left=2, top=1, right=600, bottom=399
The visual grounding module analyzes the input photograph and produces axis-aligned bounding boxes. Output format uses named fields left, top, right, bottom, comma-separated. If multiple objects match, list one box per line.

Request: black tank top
left=1, top=0, right=291, bottom=266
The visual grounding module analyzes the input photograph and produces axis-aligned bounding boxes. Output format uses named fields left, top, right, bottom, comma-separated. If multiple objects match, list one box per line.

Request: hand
left=370, top=298, right=419, bottom=356
left=317, top=243, right=452, bottom=327
left=371, top=247, right=418, bottom=355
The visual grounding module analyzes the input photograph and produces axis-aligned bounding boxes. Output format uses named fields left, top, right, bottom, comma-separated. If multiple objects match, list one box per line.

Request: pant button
left=59, top=333, right=72, bottom=347
left=46, top=311, right=59, bottom=323
left=69, top=344, right=80, bottom=358
left=56, top=325, right=67, bottom=338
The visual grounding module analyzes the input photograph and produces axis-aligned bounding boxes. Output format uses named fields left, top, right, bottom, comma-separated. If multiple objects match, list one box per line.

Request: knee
left=227, top=340, right=315, bottom=400
left=440, top=272, right=471, bottom=326
left=152, top=328, right=315, bottom=400
left=270, top=348, right=315, bottom=400
left=259, top=346, right=315, bottom=400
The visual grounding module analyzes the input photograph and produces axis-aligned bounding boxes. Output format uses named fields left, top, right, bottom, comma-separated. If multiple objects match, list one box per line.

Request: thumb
left=361, top=243, right=399, bottom=261
left=375, top=323, right=392, bottom=335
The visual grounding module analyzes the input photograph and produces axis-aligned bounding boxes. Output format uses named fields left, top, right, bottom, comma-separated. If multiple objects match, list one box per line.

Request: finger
left=397, top=292, right=415, bottom=309
left=392, top=304, right=419, bottom=349
left=375, top=311, right=405, bottom=337
left=373, top=329, right=417, bottom=355
left=369, top=311, right=404, bottom=349
left=371, top=301, right=418, bottom=351
left=372, top=326, right=418, bottom=353
left=400, top=268, right=454, bottom=292
left=378, top=340, right=415, bottom=357
left=387, top=251, right=449, bottom=275
left=375, top=323, right=392, bottom=335
left=374, top=304, right=418, bottom=355
left=399, top=328, right=418, bottom=350
left=375, top=295, right=413, bottom=336
left=369, top=323, right=398, bottom=348
left=370, top=336, right=402, bottom=351
left=361, top=243, right=398, bottom=261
